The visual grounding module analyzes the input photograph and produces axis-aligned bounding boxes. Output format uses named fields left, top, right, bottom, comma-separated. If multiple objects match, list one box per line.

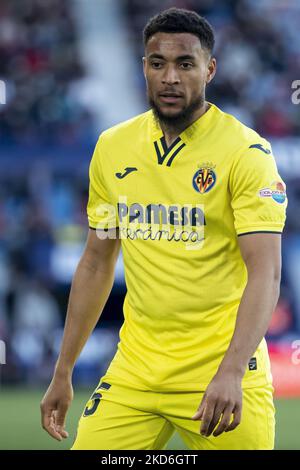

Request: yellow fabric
left=71, top=381, right=275, bottom=450
left=87, top=102, right=287, bottom=392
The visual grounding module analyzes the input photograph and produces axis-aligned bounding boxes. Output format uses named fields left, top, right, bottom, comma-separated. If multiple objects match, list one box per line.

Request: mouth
left=158, top=92, right=183, bottom=104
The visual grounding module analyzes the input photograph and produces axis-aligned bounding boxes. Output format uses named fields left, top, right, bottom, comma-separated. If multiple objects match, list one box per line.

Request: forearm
left=217, top=272, right=280, bottom=378
left=54, top=254, right=115, bottom=378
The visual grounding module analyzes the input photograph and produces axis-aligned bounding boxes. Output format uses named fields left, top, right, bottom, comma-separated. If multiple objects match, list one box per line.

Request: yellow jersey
left=87, top=102, right=287, bottom=392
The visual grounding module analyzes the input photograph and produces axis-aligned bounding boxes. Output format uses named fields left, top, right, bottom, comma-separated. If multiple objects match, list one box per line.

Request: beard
left=148, top=93, right=205, bottom=132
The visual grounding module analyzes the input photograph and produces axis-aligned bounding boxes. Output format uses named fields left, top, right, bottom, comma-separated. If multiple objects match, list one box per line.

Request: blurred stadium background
left=0, top=0, right=300, bottom=450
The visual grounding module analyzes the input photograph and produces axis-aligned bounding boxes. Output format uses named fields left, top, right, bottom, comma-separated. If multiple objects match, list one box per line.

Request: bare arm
left=55, top=228, right=121, bottom=376
left=40, top=228, right=121, bottom=441
left=192, top=233, right=281, bottom=437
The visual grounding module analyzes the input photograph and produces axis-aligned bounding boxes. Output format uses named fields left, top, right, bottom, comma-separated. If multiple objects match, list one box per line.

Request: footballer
left=41, top=8, right=287, bottom=450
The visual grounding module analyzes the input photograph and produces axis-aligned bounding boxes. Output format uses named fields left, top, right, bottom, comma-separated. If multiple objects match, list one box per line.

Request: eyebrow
left=147, top=53, right=196, bottom=61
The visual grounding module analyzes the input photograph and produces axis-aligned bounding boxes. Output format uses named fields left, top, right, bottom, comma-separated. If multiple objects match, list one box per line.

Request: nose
left=161, top=65, right=180, bottom=85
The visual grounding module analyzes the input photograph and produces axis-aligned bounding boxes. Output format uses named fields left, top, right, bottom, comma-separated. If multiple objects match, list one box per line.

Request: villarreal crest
left=192, top=163, right=216, bottom=194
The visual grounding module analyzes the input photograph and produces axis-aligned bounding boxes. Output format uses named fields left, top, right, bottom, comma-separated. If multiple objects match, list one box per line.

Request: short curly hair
left=143, top=7, right=215, bottom=55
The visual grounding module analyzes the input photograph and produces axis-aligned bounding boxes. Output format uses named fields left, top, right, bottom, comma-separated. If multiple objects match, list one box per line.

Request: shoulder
left=214, top=104, right=271, bottom=155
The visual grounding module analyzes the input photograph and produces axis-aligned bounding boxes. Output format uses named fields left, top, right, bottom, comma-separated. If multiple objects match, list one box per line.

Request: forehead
left=145, top=32, right=204, bottom=58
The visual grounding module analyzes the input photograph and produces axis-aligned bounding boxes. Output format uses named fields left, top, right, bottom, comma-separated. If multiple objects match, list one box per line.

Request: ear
left=206, top=57, right=217, bottom=84
left=142, top=56, right=146, bottom=78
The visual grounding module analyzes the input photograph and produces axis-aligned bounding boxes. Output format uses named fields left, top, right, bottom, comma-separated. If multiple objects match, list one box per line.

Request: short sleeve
left=87, top=137, right=118, bottom=230
left=229, top=139, right=287, bottom=236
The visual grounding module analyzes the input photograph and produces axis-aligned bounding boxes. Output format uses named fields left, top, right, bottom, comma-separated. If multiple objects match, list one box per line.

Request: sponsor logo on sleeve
left=259, top=181, right=286, bottom=204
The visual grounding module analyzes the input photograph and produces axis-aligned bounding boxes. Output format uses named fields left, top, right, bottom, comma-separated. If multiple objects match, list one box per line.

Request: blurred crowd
left=0, top=166, right=85, bottom=382
left=0, top=0, right=94, bottom=145
left=123, top=0, right=300, bottom=136
left=0, top=165, right=125, bottom=383
left=0, top=0, right=300, bottom=384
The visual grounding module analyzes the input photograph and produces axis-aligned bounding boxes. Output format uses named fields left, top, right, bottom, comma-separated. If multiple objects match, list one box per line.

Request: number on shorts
left=83, top=391, right=102, bottom=417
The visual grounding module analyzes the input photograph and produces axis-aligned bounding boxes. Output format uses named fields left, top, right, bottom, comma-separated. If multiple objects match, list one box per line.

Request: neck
left=159, top=101, right=210, bottom=147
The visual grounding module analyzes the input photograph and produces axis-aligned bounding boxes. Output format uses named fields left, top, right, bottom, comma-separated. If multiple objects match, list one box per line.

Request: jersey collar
left=150, top=102, right=216, bottom=145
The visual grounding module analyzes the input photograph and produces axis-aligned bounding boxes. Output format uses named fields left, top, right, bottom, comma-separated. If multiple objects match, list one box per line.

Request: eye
left=180, top=62, right=193, bottom=69
left=151, top=61, right=163, bottom=69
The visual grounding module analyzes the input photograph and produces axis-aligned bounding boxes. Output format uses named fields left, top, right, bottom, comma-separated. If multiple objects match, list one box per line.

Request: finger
left=191, top=393, right=207, bottom=420
left=200, top=400, right=216, bottom=436
left=205, top=402, right=225, bottom=437
left=49, top=413, right=65, bottom=440
left=213, top=406, right=233, bottom=437
left=59, top=429, right=69, bottom=438
left=54, top=417, right=69, bottom=438
left=41, top=405, right=63, bottom=441
left=40, top=403, right=59, bottom=440
left=225, top=405, right=242, bottom=432
left=54, top=404, right=69, bottom=438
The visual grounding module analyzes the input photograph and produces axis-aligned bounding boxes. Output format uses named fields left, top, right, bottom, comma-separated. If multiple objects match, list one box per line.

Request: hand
left=40, top=375, right=74, bottom=441
left=191, top=371, right=243, bottom=437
